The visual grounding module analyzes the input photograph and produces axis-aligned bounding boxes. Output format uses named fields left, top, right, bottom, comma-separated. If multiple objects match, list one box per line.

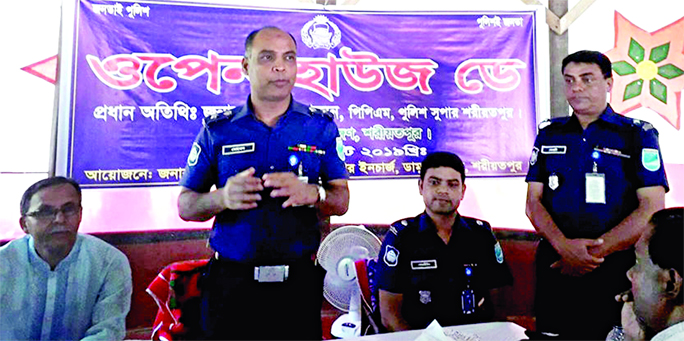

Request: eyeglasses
left=25, top=203, right=81, bottom=221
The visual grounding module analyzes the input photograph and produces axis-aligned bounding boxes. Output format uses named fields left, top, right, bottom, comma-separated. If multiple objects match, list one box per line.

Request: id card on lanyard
left=586, top=161, right=606, bottom=204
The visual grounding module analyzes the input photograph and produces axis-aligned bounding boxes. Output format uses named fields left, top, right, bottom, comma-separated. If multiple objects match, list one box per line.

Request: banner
left=64, top=0, right=539, bottom=187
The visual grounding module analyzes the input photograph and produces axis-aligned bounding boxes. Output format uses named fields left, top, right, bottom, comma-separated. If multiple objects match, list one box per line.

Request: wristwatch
left=317, top=185, right=326, bottom=203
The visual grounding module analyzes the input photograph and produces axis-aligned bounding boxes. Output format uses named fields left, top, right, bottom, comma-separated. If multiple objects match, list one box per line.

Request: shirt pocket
left=298, top=152, right=322, bottom=184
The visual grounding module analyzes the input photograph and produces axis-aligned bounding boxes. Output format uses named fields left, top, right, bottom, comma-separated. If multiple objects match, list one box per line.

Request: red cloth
left=146, top=259, right=209, bottom=341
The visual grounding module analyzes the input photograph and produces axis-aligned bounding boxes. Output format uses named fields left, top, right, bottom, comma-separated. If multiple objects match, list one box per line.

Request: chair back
left=354, top=258, right=385, bottom=335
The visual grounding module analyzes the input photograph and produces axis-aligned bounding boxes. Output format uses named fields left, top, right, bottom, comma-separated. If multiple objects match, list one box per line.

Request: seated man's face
left=419, top=166, right=465, bottom=216
left=20, top=183, right=82, bottom=253
left=627, top=229, right=666, bottom=334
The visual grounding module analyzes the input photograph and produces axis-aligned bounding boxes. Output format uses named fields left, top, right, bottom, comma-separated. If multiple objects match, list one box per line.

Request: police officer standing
left=525, top=50, right=669, bottom=339
left=376, top=152, right=513, bottom=331
left=178, top=26, right=349, bottom=340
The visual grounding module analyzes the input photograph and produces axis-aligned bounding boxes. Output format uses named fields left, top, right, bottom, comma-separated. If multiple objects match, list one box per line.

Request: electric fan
left=317, top=225, right=381, bottom=338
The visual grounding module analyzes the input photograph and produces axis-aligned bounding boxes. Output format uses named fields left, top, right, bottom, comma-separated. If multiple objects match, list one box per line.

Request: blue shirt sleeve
left=632, top=125, right=669, bottom=192
left=319, top=121, right=348, bottom=182
left=375, top=224, right=402, bottom=293
left=179, top=124, right=217, bottom=192
left=479, top=222, right=514, bottom=289
left=525, top=131, right=544, bottom=183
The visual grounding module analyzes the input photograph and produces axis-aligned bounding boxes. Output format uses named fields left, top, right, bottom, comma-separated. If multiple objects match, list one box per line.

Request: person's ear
left=606, top=76, right=614, bottom=92
left=19, top=217, right=29, bottom=234
left=418, top=179, right=423, bottom=196
left=662, top=268, right=682, bottom=299
left=241, top=57, right=249, bottom=76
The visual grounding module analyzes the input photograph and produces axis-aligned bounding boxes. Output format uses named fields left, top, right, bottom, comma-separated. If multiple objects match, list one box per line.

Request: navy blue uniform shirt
left=525, top=105, right=669, bottom=239
left=376, top=213, right=513, bottom=329
left=180, top=96, right=348, bottom=263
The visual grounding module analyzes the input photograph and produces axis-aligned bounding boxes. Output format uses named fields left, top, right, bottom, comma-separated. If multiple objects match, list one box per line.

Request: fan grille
left=318, top=225, right=381, bottom=312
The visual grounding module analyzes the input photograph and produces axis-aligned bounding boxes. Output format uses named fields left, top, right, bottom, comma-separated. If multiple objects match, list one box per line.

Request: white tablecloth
left=344, top=321, right=528, bottom=341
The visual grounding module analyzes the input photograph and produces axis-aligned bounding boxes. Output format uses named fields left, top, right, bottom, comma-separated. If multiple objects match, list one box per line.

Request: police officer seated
left=376, top=151, right=513, bottom=331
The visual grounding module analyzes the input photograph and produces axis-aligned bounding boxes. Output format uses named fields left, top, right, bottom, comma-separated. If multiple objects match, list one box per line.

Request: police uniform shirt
left=180, top=96, right=348, bottom=264
left=525, top=105, right=669, bottom=239
left=376, top=213, right=513, bottom=329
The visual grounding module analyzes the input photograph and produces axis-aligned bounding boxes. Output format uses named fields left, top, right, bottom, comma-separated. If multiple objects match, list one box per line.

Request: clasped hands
left=220, top=167, right=319, bottom=210
left=550, top=238, right=605, bottom=276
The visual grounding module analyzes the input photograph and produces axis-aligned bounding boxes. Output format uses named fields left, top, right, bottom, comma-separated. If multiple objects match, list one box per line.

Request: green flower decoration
left=612, top=40, right=684, bottom=103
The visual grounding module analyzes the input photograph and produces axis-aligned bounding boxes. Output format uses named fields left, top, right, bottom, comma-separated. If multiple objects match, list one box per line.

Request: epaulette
left=538, top=117, right=569, bottom=130
left=202, top=109, right=233, bottom=127
left=309, top=105, right=334, bottom=120
left=389, top=219, right=411, bottom=236
left=463, top=216, right=492, bottom=231
left=630, top=118, right=655, bottom=132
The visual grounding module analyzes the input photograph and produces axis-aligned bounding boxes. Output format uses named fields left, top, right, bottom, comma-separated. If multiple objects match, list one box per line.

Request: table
left=344, top=321, right=528, bottom=341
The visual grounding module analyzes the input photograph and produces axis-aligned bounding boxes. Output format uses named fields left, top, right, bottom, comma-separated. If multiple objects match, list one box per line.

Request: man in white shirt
left=0, top=177, right=132, bottom=340
left=617, top=207, right=684, bottom=341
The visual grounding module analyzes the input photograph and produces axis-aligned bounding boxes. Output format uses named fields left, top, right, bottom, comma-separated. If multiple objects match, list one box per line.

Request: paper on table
left=414, top=320, right=452, bottom=341
left=414, top=320, right=483, bottom=341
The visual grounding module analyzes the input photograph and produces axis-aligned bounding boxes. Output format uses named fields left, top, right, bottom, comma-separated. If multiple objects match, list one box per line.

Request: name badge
left=585, top=173, right=606, bottom=204
left=411, top=260, right=437, bottom=270
left=541, top=145, right=567, bottom=154
left=222, top=142, right=255, bottom=155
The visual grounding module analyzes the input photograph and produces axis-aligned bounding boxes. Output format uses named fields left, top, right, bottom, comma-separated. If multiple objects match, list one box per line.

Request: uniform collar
left=562, top=104, right=620, bottom=130
left=231, top=95, right=311, bottom=122
left=418, top=212, right=469, bottom=234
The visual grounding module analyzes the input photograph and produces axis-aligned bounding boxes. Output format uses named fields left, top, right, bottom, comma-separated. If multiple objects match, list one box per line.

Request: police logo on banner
left=301, top=15, right=341, bottom=50
left=419, top=290, right=432, bottom=304
left=642, top=148, right=661, bottom=172
left=494, top=241, right=504, bottom=264
left=384, top=245, right=399, bottom=267
left=188, top=143, right=201, bottom=166
left=336, top=137, right=346, bottom=161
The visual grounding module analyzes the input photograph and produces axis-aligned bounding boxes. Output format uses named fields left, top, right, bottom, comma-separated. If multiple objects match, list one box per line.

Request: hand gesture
left=262, top=172, right=318, bottom=208
left=221, top=167, right=263, bottom=210
left=550, top=238, right=605, bottom=276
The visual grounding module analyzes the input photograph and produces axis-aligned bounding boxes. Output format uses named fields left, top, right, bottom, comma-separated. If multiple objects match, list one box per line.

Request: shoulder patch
left=383, top=245, right=399, bottom=267
left=203, top=109, right=233, bottom=127
left=529, top=147, right=539, bottom=166
left=642, top=148, right=661, bottom=172
left=494, top=241, right=504, bottom=264
left=187, top=142, right=201, bottom=166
